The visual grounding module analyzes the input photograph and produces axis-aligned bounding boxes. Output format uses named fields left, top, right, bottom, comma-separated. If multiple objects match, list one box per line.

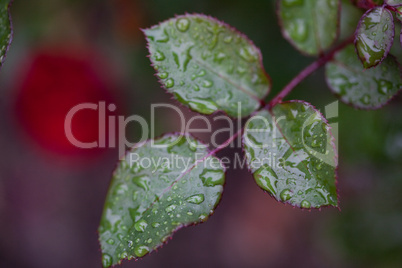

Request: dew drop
left=301, top=200, right=311, bottom=209
left=377, top=79, right=393, bottom=95
left=120, top=252, right=128, bottom=259
left=286, top=178, right=296, bottom=186
left=188, top=98, right=218, bottom=114
left=154, top=50, right=166, bottom=61
left=132, top=191, right=139, bottom=201
left=360, top=94, right=371, bottom=105
left=238, top=46, right=258, bottom=62
left=288, top=19, right=308, bottom=42
left=200, top=169, right=225, bottom=187
left=176, top=18, right=190, bottom=32
left=201, top=79, right=213, bottom=88
left=311, top=140, right=320, bottom=148
left=280, top=189, right=292, bottom=201
left=157, top=72, right=168, bottom=79
left=134, top=245, right=149, bottom=257
left=253, top=165, right=278, bottom=195
left=133, top=175, right=150, bottom=191
left=199, top=213, right=209, bottom=222
left=102, top=254, right=113, bottom=267
left=186, top=194, right=205, bottom=204
left=165, top=204, right=176, bottom=213
left=223, top=35, right=233, bottom=43
left=165, top=78, right=174, bottom=88
left=134, top=219, right=148, bottom=232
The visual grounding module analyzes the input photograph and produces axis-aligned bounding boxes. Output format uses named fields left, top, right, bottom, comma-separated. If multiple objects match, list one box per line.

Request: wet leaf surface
left=278, top=0, right=340, bottom=56
left=355, top=7, right=394, bottom=68
left=99, top=134, right=225, bottom=267
left=242, top=101, right=338, bottom=209
left=326, top=44, right=402, bottom=109
left=144, top=14, right=271, bottom=117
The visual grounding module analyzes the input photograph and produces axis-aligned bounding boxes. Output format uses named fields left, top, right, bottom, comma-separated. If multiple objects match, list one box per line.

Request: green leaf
left=242, top=101, right=338, bottom=209
left=98, top=134, right=225, bottom=267
left=355, top=7, right=394, bottom=69
left=144, top=14, right=271, bottom=117
left=277, top=0, right=340, bottom=56
left=0, top=0, right=12, bottom=69
left=326, top=44, right=402, bottom=109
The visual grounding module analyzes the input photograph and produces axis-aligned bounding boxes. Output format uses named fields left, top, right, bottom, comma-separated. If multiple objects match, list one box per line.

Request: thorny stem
left=212, top=36, right=354, bottom=155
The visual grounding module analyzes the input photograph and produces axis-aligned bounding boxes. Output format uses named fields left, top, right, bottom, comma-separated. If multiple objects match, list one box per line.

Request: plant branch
left=209, top=127, right=243, bottom=156
left=385, top=4, right=402, bottom=15
left=211, top=37, right=354, bottom=156
left=268, top=36, right=354, bottom=107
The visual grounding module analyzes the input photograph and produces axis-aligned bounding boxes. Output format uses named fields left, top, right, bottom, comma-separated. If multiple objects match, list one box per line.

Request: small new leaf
left=355, top=7, right=394, bottom=69
left=144, top=14, right=271, bottom=117
left=0, top=0, right=12, bottom=69
left=99, top=134, right=225, bottom=267
left=242, top=101, right=338, bottom=209
left=326, top=44, right=402, bottom=109
left=278, top=0, right=340, bottom=56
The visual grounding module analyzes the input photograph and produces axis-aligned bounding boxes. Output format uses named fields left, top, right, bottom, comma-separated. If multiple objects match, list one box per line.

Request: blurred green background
left=0, top=0, right=401, bottom=267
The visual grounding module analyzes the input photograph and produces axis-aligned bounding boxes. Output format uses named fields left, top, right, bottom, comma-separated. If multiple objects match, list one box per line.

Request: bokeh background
left=0, top=0, right=402, bottom=267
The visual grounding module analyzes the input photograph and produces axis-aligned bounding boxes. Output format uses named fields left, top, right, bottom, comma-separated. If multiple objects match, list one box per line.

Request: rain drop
left=165, top=204, right=176, bottom=213
left=253, top=165, right=278, bottom=195
left=134, top=245, right=150, bottom=257
left=165, top=78, right=175, bottom=88
left=133, top=175, right=151, bottom=191
left=176, top=18, right=190, bottom=32
left=301, top=200, right=311, bottom=209
left=186, top=194, right=205, bottom=204
left=134, top=219, right=148, bottom=232
left=200, top=169, right=225, bottom=187
left=154, top=50, right=165, bottom=61
left=102, top=254, right=113, bottom=267
left=280, top=189, right=292, bottom=201
left=377, top=79, right=392, bottom=95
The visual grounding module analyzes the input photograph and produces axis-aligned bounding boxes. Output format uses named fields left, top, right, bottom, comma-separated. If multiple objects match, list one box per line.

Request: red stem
left=385, top=5, right=402, bottom=15
left=209, top=128, right=243, bottom=156
left=269, top=36, right=354, bottom=107
left=211, top=36, right=354, bottom=156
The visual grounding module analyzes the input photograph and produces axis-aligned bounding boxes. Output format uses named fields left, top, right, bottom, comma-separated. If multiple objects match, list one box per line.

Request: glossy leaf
left=242, top=101, right=338, bottom=209
left=277, top=0, right=340, bottom=56
left=385, top=0, right=402, bottom=6
left=144, top=14, right=271, bottom=117
left=326, top=44, right=402, bottom=109
left=0, top=0, right=12, bottom=69
left=355, top=7, right=394, bottom=69
left=99, top=134, right=225, bottom=267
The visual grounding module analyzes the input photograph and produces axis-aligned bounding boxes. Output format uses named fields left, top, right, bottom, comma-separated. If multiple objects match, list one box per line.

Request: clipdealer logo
left=64, top=101, right=338, bottom=169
